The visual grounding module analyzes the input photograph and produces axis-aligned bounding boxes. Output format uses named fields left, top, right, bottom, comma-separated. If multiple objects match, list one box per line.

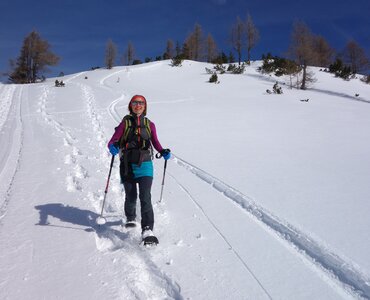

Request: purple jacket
left=108, top=118, right=163, bottom=152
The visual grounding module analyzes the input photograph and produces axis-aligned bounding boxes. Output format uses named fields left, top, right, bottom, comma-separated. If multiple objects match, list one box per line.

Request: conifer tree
left=175, top=41, right=181, bottom=58
left=182, top=41, right=190, bottom=60
left=163, top=39, right=174, bottom=59
left=9, top=30, right=59, bottom=83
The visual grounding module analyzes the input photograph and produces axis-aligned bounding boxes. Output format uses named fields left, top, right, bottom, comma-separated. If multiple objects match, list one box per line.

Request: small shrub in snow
left=273, top=82, right=283, bottom=94
left=214, top=64, right=226, bottom=74
left=55, top=79, right=65, bottom=87
left=328, top=58, right=352, bottom=80
left=361, top=74, right=370, bottom=84
left=205, top=67, right=214, bottom=74
left=227, top=64, right=236, bottom=72
left=259, top=53, right=301, bottom=77
left=231, top=63, right=245, bottom=74
left=209, top=73, right=219, bottom=83
left=171, top=57, right=183, bottom=67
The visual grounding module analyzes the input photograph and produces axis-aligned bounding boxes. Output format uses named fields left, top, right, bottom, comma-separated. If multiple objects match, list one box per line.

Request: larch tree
left=122, top=41, right=135, bottom=66
left=231, top=16, right=244, bottom=65
left=205, top=33, right=218, bottom=63
left=245, top=13, right=260, bottom=64
left=289, top=21, right=317, bottom=90
left=9, top=30, right=59, bottom=83
left=105, top=39, right=117, bottom=69
left=312, top=35, right=334, bottom=67
left=185, top=23, right=204, bottom=61
left=343, top=40, right=369, bottom=74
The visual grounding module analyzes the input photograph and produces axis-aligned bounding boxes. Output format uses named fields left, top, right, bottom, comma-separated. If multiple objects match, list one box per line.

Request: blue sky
left=1, top=0, right=369, bottom=78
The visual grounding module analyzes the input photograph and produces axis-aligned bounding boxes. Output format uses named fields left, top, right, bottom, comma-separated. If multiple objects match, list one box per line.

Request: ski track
left=99, top=69, right=125, bottom=87
left=168, top=172, right=274, bottom=300
left=172, top=155, right=370, bottom=299
left=0, top=85, right=24, bottom=223
left=108, top=93, right=126, bottom=124
left=36, top=85, right=85, bottom=193
left=0, top=85, right=17, bottom=131
left=100, top=68, right=129, bottom=124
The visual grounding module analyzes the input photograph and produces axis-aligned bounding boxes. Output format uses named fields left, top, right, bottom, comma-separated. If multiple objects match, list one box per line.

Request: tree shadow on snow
left=34, top=203, right=129, bottom=245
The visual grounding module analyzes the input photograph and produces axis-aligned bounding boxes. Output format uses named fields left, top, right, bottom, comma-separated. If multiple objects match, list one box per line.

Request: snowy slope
left=0, top=60, right=370, bottom=300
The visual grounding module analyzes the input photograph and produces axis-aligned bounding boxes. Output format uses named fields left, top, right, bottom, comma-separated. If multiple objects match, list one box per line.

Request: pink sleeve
left=108, top=121, right=126, bottom=148
left=150, top=122, right=163, bottom=152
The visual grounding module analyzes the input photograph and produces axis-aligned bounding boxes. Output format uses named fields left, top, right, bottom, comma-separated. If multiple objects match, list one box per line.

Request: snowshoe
left=125, top=220, right=137, bottom=228
left=142, top=226, right=159, bottom=246
left=143, top=235, right=159, bottom=246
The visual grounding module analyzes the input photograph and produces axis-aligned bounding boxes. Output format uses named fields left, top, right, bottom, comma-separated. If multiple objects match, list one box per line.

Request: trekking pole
left=156, top=153, right=168, bottom=203
left=96, top=155, right=115, bottom=225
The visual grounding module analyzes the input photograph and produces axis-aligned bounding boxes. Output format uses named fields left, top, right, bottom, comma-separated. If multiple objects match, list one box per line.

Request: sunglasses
left=131, top=100, right=145, bottom=107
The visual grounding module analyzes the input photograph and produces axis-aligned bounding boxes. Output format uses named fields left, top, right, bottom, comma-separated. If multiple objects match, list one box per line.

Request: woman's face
left=131, top=99, right=146, bottom=115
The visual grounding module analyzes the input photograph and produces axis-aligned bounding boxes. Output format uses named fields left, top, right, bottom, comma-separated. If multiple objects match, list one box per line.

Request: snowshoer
left=107, top=95, right=171, bottom=245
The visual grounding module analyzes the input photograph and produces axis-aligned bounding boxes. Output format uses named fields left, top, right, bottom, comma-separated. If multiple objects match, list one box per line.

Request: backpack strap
left=144, top=117, right=151, bottom=135
left=118, top=115, right=152, bottom=150
left=119, top=115, right=134, bottom=149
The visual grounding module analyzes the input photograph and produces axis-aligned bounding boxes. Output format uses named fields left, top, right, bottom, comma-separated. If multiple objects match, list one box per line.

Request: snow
left=1, top=60, right=370, bottom=299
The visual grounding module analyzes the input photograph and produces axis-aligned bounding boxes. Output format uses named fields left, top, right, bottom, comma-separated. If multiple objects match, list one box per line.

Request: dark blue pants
left=123, top=176, right=154, bottom=231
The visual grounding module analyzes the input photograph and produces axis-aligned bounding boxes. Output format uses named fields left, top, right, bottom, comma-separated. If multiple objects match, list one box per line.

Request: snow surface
left=0, top=60, right=370, bottom=300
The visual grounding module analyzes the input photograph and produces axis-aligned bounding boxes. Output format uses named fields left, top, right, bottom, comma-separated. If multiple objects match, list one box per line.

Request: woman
left=108, top=95, right=170, bottom=244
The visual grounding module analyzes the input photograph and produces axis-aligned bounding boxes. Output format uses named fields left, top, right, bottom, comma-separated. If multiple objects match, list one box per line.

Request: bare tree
left=245, top=13, right=259, bottom=64
left=185, top=23, right=204, bottom=61
left=9, top=30, right=59, bottom=83
left=105, top=39, right=117, bottom=69
left=122, top=41, right=135, bottom=65
left=289, top=21, right=316, bottom=89
left=312, top=35, right=334, bottom=67
left=231, top=16, right=244, bottom=65
left=164, top=39, right=174, bottom=59
left=206, top=33, right=218, bottom=63
left=343, top=40, right=369, bottom=74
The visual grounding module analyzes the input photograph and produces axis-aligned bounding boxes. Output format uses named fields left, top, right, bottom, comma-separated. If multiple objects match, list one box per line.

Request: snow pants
left=123, top=176, right=154, bottom=231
